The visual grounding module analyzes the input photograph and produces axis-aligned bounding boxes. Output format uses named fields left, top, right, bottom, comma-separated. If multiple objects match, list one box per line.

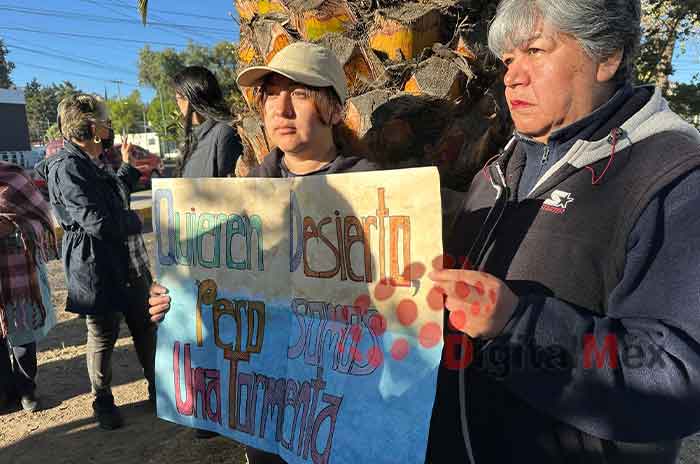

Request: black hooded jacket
left=37, top=142, right=142, bottom=314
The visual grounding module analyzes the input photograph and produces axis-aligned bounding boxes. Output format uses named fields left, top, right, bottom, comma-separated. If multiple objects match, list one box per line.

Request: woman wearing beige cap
left=240, top=41, right=376, bottom=178
left=148, top=42, right=378, bottom=464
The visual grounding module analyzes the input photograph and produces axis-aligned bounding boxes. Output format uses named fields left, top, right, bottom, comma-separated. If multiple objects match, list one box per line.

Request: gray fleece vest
left=448, top=89, right=700, bottom=315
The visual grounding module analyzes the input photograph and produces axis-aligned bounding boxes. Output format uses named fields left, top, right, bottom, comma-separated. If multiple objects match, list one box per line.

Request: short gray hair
left=488, top=0, right=642, bottom=83
left=57, top=94, right=109, bottom=142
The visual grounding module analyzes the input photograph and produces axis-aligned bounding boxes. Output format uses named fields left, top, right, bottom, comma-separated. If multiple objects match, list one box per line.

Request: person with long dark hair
left=172, top=65, right=243, bottom=440
left=173, top=66, right=242, bottom=178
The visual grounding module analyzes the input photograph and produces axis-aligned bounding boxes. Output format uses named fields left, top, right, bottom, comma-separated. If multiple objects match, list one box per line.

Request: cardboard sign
left=153, top=167, right=444, bottom=464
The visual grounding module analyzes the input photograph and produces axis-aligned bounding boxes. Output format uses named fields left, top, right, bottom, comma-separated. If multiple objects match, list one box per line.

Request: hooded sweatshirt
left=248, top=147, right=377, bottom=178
left=429, top=86, right=700, bottom=463
left=244, top=146, right=378, bottom=464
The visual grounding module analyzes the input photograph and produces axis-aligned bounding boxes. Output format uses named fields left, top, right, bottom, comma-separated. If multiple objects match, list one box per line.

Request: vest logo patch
left=542, top=190, right=575, bottom=215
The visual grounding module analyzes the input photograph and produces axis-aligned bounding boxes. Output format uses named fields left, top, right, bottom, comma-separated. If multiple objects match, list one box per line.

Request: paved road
left=130, top=189, right=152, bottom=210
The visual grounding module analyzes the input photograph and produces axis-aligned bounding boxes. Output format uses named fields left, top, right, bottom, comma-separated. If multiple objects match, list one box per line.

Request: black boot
left=92, top=395, right=123, bottom=430
left=20, top=392, right=40, bottom=412
left=0, top=389, right=9, bottom=412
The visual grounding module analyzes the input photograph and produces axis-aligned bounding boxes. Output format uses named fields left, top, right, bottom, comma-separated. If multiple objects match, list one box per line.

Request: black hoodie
left=248, top=147, right=378, bottom=178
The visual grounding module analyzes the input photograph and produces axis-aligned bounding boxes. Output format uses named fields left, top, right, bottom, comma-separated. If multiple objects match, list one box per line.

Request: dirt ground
left=0, top=233, right=246, bottom=464
left=1, top=232, right=698, bottom=464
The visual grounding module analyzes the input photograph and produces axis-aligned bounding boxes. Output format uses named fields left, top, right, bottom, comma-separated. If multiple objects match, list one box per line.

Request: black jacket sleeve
left=57, top=158, right=139, bottom=240
left=215, top=125, right=242, bottom=177
left=115, top=162, right=142, bottom=193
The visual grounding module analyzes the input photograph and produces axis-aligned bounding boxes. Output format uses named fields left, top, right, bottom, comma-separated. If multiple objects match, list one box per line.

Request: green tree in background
left=44, top=123, right=61, bottom=142
left=0, top=38, right=14, bottom=88
left=637, top=0, right=700, bottom=90
left=668, top=80, right=700, bottom=127
left=147, top=93, right=180, bottom=142
left=24, top=79, right=81, bottom=143
left=138, top=41, right=244, bottom=113
left=107, top=90, right=145, bottom=135
left=635, top=0, right=700, bottom=127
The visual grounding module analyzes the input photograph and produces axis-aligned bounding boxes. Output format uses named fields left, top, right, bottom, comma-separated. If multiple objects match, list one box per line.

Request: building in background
left=0, top=88, right=43, bottom=168
left=115, top=132, right=178, bottom=159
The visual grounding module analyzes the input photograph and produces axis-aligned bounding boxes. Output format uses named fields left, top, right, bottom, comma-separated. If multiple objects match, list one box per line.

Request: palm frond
left=137, top=0, right=148, bottom=25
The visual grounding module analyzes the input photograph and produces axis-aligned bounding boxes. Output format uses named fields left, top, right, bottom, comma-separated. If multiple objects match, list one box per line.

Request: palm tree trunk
left=139, top=0, right=511, bottom=189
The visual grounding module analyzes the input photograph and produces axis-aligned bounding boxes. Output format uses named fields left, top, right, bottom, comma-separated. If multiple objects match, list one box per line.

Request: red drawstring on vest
left=586, top=128, right=622, bottom=185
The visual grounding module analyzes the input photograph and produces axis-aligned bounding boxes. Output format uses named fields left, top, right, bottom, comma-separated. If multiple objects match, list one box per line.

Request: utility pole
left=109, top=80, right=124, bottom=99
left=143, top=103, right=148, bottom=133
left=158, top=89, right=166, bottom=129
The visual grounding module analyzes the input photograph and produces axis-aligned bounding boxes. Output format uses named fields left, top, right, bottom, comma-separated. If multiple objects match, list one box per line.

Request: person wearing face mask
left=38, top=94, right=157, bottom=430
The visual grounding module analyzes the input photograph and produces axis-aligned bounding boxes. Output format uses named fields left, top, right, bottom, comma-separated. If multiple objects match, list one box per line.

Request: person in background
left=0, top=161, right=58, bottom=413
left=173, top=65, right=243, bottom=178
left=428, top=0, right=700, bottom=462
left=169, top=65, right=245, bottom=440
left=149, top=42, right=378, bottom=462
left=39, top=94, right=156, bottom=430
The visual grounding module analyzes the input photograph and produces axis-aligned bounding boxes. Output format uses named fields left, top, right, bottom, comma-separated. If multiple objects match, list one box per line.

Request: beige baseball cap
left=236, top=42, right=348, bottom=103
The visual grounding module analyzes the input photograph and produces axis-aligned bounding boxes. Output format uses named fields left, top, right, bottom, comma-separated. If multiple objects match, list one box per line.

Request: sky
left=1, top=0, right=238, bottom=102
left=1, top=0, right=698, bottom=105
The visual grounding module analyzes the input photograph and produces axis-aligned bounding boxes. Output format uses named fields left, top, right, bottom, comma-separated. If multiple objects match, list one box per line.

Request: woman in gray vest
left=173, top=66, right=242, bottom=178
left=428, top=1, right=700, bottom=463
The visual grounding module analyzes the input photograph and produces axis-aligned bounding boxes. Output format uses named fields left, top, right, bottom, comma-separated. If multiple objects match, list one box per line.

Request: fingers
left=149, top=302, right=170, bottom=315
left=149, top=300, right=170, bottom=323
left=149, top=282, right=169, bottom=297
left=148, top=282, right=170, bottom=323
left=430, top=270, right=494, bottom=298
left=429, top=269, right=488, bottom=284
left=430, top=271, right=499, bottom=317
left=149, top=294, right=170, bottom=306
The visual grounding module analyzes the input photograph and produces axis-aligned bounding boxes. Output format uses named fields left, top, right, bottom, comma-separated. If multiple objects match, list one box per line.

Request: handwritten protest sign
left=152, top=167, right=444, bottom=464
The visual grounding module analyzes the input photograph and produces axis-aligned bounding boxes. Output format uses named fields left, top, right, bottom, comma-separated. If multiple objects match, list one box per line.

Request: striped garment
left=127, top=232, right=151, bottom=278
left=0, top=162, right=58, bottom=337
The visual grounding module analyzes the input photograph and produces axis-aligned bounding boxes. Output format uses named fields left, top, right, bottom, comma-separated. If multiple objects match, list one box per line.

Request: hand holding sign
left=152, top=168, right=444, bottom=464
left=148, top=282, right=170, bottom=323
left=429, top=269, right=519, bottom=339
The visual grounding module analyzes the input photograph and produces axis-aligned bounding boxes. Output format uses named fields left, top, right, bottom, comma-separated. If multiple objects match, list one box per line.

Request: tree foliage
left=636, top=0, right=700, bottom=88
left=635, top=1, right=700, bottom=125
left=45, top=123, right=62, bottom=142
left=0, top=38, right=15, bottom=88
left=137, top=41, right=244, bottom=112
left=134, top=1, right=699, bottom=136
left=668, top=80, right=700, bottom=127
left=107, top=90, right=145, bottom=135
left=146, top=92, right=180, bottom=141
left=24, top=79, right=81, bottom=143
